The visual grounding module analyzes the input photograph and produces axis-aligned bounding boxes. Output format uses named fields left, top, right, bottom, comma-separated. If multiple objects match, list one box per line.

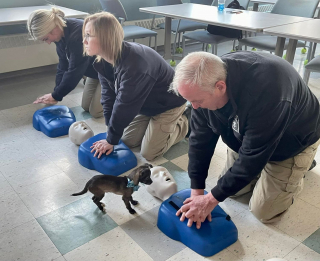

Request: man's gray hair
left=170, top=52, right=227, bottom=95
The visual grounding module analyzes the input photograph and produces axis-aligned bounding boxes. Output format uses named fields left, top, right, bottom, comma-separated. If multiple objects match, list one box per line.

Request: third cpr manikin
left=147, top=166, right=177, bottom=201
left=69, top=121, right=94, bottom=145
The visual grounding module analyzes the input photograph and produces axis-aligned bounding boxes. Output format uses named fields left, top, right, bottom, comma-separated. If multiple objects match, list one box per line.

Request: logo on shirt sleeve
left=232, top=115, right=239, bottom=133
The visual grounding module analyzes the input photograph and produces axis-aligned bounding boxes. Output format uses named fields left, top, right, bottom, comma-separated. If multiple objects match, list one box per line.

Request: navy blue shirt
left=94, top=41, right=186, bottom=145
left=52, top=18, right=98, bottom=101
left=188, top=51, right=320, bottom=202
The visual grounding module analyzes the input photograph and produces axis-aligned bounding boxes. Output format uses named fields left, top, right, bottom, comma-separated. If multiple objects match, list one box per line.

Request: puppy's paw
left=129, top=209, right=136, bottom=214
left=101, top=203, right=107, bottom=213
left=132, top=200, right=138, bottom=205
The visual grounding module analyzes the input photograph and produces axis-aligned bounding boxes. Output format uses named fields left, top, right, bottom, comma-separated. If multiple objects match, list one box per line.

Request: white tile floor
left=1, top=43, right=320, bottom=261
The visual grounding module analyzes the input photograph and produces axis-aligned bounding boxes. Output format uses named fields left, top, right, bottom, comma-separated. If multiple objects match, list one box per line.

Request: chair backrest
left=156, top=0, right=183, bottom=6
left=190, top=0, right=213, bottom=5
left=212, top=0, right=250, bottom=9
left=99, top=0, right=128, bottom=21
left=271, top=0, right=319, bottom=18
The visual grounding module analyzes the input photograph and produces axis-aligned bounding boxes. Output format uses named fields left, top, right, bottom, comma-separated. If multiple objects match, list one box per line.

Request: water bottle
left=218, top=0, right=225, bottom=11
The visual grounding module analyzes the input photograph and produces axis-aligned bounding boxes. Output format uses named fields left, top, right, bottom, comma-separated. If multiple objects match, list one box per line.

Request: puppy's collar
left=127, top=178, right=140, bottom=191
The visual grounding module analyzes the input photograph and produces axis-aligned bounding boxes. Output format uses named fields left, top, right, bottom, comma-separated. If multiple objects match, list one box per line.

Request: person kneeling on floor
left=170, top=51, right=320, bottom=228
left=27, top=7, right=103, bottom=118
left=83, top=12, right=189, bottom=161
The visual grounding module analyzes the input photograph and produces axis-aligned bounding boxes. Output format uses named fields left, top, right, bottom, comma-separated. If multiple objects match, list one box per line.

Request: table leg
left=253, top=3, right=259, bottom=12
left=286, top=39, right=298, bottom=65
left=274, top=37, right=286, bottom=57
left=306, top=42, right=314, bottom=63
left=164, top=16, right=172, bottom=60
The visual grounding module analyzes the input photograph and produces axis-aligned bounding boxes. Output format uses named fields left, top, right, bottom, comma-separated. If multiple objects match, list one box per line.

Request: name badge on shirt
left=232, top=115, right=240, bottom=133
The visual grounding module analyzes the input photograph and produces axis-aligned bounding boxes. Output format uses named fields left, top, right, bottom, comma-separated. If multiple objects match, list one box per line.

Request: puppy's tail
left=71, top=183, right=89, bottom=196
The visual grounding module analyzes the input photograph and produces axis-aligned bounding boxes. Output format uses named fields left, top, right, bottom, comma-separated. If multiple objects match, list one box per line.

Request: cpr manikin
left=147, top=166, right=177, bottom=201
left=69, top=121, right=94, bottom=145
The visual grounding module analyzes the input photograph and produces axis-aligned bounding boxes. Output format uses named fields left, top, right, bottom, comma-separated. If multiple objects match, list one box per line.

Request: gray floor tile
left=303, top=228, right=320, bottom=254
left=163, top=139, right=189, bottom=160
left=70, top=106, right=92, bottom=121
left=160, top=161, right=190, bottom=191
left=0, top=219, right=61, bottom=261
left=120, top=206, right=186, bottom=261
left=37, top=197, right=118, bottom=255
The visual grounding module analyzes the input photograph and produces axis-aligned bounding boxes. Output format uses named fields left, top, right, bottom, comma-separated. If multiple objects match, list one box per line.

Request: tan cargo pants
left=121, top=103, right=188, bottom=161
left=219, top=139, right=320, bottom=223
left=81, top=77, right=103, bottom=118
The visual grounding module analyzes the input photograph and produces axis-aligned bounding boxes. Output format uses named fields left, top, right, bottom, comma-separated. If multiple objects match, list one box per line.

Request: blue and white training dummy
left=146, top=166, right=178, bottom=201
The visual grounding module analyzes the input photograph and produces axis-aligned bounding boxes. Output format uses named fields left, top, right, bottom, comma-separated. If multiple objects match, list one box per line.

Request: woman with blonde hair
left=84, top=12, right=189, bottom=161
left=27, top=7, right=103, bottom=118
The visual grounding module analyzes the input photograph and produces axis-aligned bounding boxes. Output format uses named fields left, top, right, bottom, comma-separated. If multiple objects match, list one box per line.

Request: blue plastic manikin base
left=78, top=133, right=137, bottom=176
left=157, top=189, right=238, bottom=257
left=33, top=105, right=76, bottom=138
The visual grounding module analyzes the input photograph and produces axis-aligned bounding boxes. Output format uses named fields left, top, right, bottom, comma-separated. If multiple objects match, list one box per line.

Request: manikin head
left=69, top=121, right=94, bottom=145
left=146, top=166, right=177, bottom=201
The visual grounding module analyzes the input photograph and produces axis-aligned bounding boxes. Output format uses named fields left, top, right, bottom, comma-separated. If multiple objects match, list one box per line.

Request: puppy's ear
left=144, top=163, right=153, bottom=169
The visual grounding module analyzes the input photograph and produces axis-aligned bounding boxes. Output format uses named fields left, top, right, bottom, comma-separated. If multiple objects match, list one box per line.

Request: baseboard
left=0, top=64, right=57, bottom=80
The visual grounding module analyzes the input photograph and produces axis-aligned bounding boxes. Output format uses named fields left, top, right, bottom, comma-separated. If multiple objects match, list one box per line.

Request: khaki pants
left=219, top=139, right=320, bottom=223
left=121, top=103, right=188, bottom=161
left=81, top=77, right=103, bottom=118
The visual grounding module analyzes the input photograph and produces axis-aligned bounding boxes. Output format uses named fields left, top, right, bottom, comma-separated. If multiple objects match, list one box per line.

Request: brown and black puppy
left=71, top=163, right=153, bottom=214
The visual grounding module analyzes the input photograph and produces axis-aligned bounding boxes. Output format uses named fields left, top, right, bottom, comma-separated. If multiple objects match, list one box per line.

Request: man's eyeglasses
left=84, top=33, right=95, bottom=41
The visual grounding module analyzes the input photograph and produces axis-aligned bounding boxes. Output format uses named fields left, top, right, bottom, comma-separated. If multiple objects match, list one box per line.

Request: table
left=0, top=5, right=88, bottom=26
left=264, top=19, right=320, bottom=64
left=140, top=3, right=312, bottom=59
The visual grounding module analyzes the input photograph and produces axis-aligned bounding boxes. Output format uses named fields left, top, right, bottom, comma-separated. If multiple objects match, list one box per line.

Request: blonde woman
left=27, top=7, right=103, bottom=118
left=84, top=12, right=189, bottom=161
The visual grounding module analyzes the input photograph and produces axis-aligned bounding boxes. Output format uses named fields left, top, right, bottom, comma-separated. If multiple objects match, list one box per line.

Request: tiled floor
left=1, top=42, right=320, bottom=261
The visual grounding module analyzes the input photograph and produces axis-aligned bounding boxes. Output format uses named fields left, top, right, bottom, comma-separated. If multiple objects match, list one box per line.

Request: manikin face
left=69, top=121, right=94, bottom=145
left=83, top=21, right=101, bottom=57
left=146, top=166, right=177, bottom=201
left=177, top=81, right=229, bottom=111
left=41, top=26, right=64, bottom=44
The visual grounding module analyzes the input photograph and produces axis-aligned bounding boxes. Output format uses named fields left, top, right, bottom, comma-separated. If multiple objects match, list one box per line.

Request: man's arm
left=188, top=108, right=220, bottom=189
left=212, top=100, right=292, bottom=202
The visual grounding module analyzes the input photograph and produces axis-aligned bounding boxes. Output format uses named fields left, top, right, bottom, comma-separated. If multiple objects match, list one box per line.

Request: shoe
left=309, top=159, right=317, bottom=171
left=183, top=103, right=192, bottom=138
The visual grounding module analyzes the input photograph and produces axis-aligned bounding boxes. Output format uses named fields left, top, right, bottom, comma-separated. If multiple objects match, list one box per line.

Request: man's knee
left=249, top=200, right=290, bottom=224
left=250, top=204, right=271, bottom=223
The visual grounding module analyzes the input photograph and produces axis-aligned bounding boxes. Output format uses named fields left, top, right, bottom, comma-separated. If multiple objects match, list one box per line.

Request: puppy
left=71, top=163, right=153, bottom=214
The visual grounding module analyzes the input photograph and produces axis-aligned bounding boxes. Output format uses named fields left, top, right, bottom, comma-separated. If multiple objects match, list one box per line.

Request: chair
left=154, top=0, right=212, bottom=55
left=99, top=0, right=158, bottom=51
left=181, top=0, right=250, bottom=57
left=238, top=0, right=319, bottom=53
left=303, top=42, right=320, bottom=84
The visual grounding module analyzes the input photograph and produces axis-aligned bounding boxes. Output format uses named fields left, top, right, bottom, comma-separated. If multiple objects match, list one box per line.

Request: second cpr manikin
left=147, top=166, right=178, bottom=201
left=69, top=121, right=94, bottom=145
